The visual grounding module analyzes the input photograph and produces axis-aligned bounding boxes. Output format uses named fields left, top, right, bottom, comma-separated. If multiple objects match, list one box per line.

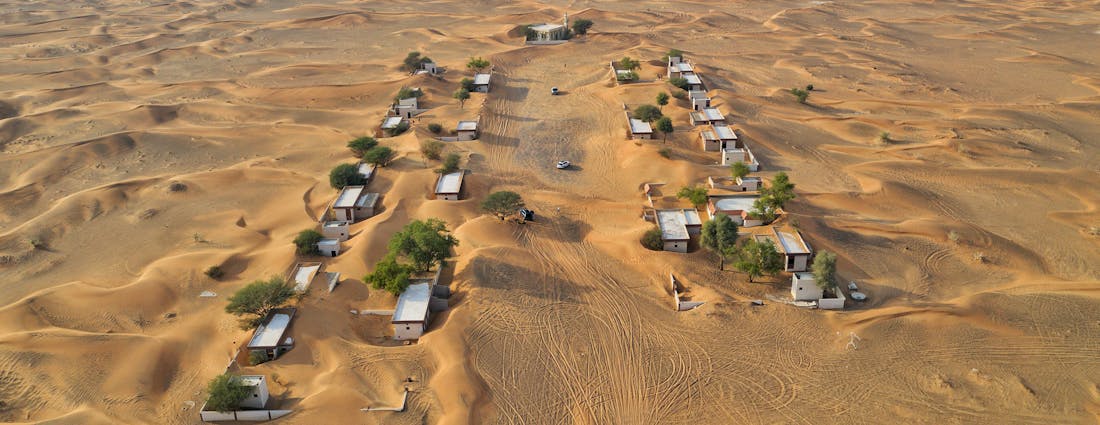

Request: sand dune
left=0, top=0, right=1098, bottom=423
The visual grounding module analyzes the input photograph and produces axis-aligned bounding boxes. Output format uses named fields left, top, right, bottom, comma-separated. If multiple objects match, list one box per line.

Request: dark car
left=518, top=208, right=535, bottom=221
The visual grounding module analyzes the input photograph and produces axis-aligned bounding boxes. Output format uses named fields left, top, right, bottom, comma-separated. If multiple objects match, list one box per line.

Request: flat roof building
left=756, top=227, right=813, bottom=272
left=317, top=238, right=341, bottom=257
left=381, top=116, right=404, bottom=130
left=688, top=90, right=711, bottom=111
left=456, top=119, right=478, bottom=140
left=721, top=146, right=759, bottom=170
left=629, top=118, right=653, bottom=139
left=392, top=282, right=431, bottom=340
left=435, top=171, right=465, bottom=200
left=246, top=308, right=296, bottom=360
left=529, top=14, right=570, bottom=41
left=358, top=162, right=376, bottom=182
left=706, top=195, right=759, bottom=224
left=690, top=107, right=726, bottom=126
left=656, top=209, right=702, bottom=253
left=332, top=186, right=380, bottom=222
left=289, top=262, right=322, bottom=293
left=472, top=73, right=491, bottom=92
left=700, top=125, right=738, bottom=151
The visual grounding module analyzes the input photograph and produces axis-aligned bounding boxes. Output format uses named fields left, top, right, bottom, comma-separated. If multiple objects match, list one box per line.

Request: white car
left=556, top=160, right=571, bottom=169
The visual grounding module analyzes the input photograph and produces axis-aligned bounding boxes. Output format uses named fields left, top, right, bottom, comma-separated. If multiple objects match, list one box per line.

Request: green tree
left=618, top=56, right=640, bottom=70
left=427, top=123, right=443, bottom=134
left=641, top=227, right=664, bottom=250
left=224, top=277, right=294, bottom=329
left=701, top=214, right=739, bottom=270
left=438, top=153, right=461, bottom=174
left=363, top=256, right=414, bottom=295
left=459, top=77, right=475, bottom=92
left=733, top=239, right=783, bottom=283
left=205, top=374, right=252, bottom=412
left=656, top=92, right=669, bottom=110
left=665, top=49, right=684, bottom=61
left=676, top=185, right=708, bottom=209
left=789, top=87, right=809, bottom=104
left=293, top=229, right=323, bottom=255
left=656, top=117, right=673, bottom=142
left=761, top=172, right=796, bottom=212
left=730, top=161, right=751, bottom=180
left=572, top=18, right=594, bottom=35
left=347, top=136, right=378, bottom=158
left=421, top=140, right=444, bottom=159
left=329, top=163, right=365, bottom=189
left=466, top=57, right=490, bottom=72
left=387, top=120, right=409, bottom=136
left=812, top=251, right=838, bottom=293
left=402, top=51, right=431, bottom=72
left=394, top=86, right=423, bottom=101
left=454, top=87, right=470, bottom=108
left=633, top=104, right=663, bottom=122
left=388, top=219, right=458, bottom=272
left=363, top=146, right=396, bottom=167
left=617, top=70, right=639, bottom=81
left=481, top=191, right=525, bottom=221
left=669, top=77, right=689, bottom=90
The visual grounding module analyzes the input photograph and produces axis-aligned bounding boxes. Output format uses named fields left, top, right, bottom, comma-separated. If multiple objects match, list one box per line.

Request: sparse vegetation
left=973, top=252, right=987, bottom=263
left=347, top=136, right=378, bottom=158
left=664, top=49, right=684, bottom=61
left=671, top=90, right=688, bottom=100
left=676, top=185, right=709, bottom=209
left=466, top=57, right=490, bottom=72
left=481, top=191, right=525, bottom=221
left=618, top=56, right=641, bottom=70
left=402, top=52, right=432, bottom=73
left=669, top=77, right=689, bottom=90
left=878, top=131, right=891, bottom=145
left=363, top=146, right=396, bottom=167
left=421, top=139, right=444, bottom=159
left=394, top=86, right=423, bottom=101
left=633, top=104, right=663, bottom=122
left=438, top=153, right=461, bottom=174
left=204, top=266, right=225, bottom=280
left=459, top=77, right=475, bottom=92
left=168, top=182, right=187, bottom=192
left=387, top=120, right=410, bottom=136
left=27, top=238, right=47, bottom=250
left=427, top=123, right=443, bottom=134
left=293, top=229, right=323, bottom=255
left=806, top=84, right=814, bottom=91
left=657, top=147, right=671, bottom=158
left=948, top=230, right=961, bottom=243
left=656, top=117, right=673, bottom=142
left=248, top=351, right=269, bottom=366
left=790, top=87, right=809, bottom=104
left=225, top=277, right=294, bottom=329
left=454, top=87, right=470, bottom=108
left=812, top=251, right=838, bottom=292
left=205, top=374, right=252, bottom=412
left=329, top=163, right=365, bottom=189
left=656, top=92, right=669, bottom=110
left=617, top=70, right=639, bottom=82
left=730, top=161, right=751, bottom=179
left=572, top=19, right=594, bottom=35
left=641, top=227, right=664, bottom=251
left=701, top=214, right=739, bottom=270
left=734, top=239, right=783, bottom=282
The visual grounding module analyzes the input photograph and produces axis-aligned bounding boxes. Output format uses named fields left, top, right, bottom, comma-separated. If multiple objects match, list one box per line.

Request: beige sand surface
left=1, top=1, right=1098, bottom=424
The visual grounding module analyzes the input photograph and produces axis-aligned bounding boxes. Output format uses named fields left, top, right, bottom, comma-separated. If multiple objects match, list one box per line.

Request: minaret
left=564, top=13, right=568, bottom=30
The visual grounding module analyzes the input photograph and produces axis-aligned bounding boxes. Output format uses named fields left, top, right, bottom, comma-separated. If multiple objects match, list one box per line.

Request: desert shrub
left=427, top=123, right=443, bottom=134
left=657, top=148, right=671, bottom=159
left=669, top=77, right=689, bottom=90
left=466, top=57, right=490, bottom=72
left=618, top=56, right=640, bottom=70
left=664, top=49, right=684, bottom=61
left=878, top=131, right=891, bottom=145
left=204, top=266, right=225, bottom=279
left=205, top=374, right=251, bottom=412
left=168, top=182, right=187, bottom=192
left=347, top=136, right=378, bottom=158
left=790, top=87, right=809, bottom=103
left=806, top=84, right=814, bottom=91
left=248, top=351, right=269, bottom=366
left=364, top=146, right=396, bottom=167
left=671, top=90, right=688, bottom=100
left=572, top=19, right=593, bottom=35
left=293, top=229, right=323, bottom=255
left=641, top=228, right=664, bottom=251
left=633, top=104, right=663, bottom=122
left=948, top=230, right=960, bottom=243
left=438, top=153, right=461, bottom=174
left=973, top=252, right=986, bottom=263
left=387, top=121, right=410, bottom=136
left=421, top=140, right=444, bottom=160
left=402, top=52, right=431, bottom=72
left=329, top=163, right=365, bottom=189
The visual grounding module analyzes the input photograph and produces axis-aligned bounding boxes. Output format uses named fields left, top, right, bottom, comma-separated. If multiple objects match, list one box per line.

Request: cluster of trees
left=617, top=56, right=640, bottom=81
left=573, top=19, right=594, bottom=35
left=633, top=103, right=674, bottom=142
left=747, top=172, right=795, bottom=223
left=345, top=136, right=396, bottom=167
left=364, top=219, right=458, bottom=295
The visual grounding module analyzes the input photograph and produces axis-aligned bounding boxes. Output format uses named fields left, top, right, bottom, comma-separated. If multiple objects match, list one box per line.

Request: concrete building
left=689, top=107, right=726, bottom=126
left=357, top=162, right=376, bottom=183
left=390, top=97, right=424, bottom=119
left=700, top=125, right=739, bottom=151
left=320, top=221, right=349, bottom=241
left=667, top=56, right=694, bottom=79
left=332, top=186, right=380, bottom=222
left=317, top=238, right=341, bottom=257
left=529, top=14, right=569, bottom=41
left=688, top=90, right=711, bottom=111
left=246, top=308, right=296, bottom=360
left=289, top=262, right=322, bottom=293
left=656, top=209, right=702, bottom=253
left=706, top=195, right=761, bottom=226
left=198, top=375, right=291, bottom=422
left=721, top=146, right=759, bottom=170
left=456, top=120, right=479, bottom=141
left=435, top=171, right=465, bottom=200
left=629, top=118, right=653, bottom=140
left=737, top=176, right=762, bottom=191
left=418, top=61, right=438, bottom=75
left=756, top=227, right=813, bottom=272
left=236, top=376, right=271, bottom=409
left=381, top=116, right=404, bottom=132
left=392, top=281, right=432, bottom=340
left=791, top=273, right=845, bottom=309
left=682, top=73, right=705, bottom=91
left=472, top=73, right=491, bottom=93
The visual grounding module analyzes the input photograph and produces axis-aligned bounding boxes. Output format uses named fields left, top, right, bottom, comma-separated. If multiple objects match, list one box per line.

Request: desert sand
left=1, top=0, right=1099, bottom=424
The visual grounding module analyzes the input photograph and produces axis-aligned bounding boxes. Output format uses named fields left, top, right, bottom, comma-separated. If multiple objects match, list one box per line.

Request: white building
left=357, top=162, right=376, bottom=183
left=689, top=107, right=726, bottom=126
left=390, top=97, right=424, bottom=119
left=706, top=195, right=761, bottom=227
left=381, top=116, right=404, bottom=132
left=246, top=308, right=296, bottom=360
left=688, top=90, right=711, bottom=111
left=472, top=73, right=491, bottom=93
left=418, top=61, right=438, bottom=75
left=682, top=73, right=704, bottom=91
left=721, top=146, right=759, bottom=170
left=656, top=209, right=702, bottom=253
left=529, top=14, right=569, bottom=41
left=289, top=262, right=322, bottom=293
left=320, top=221, right=349, bottom=241
left=756, top=227, right=813, bottom=272
left=700, top=125, right=738, bottom=151
left=791, top=273, right=845, bottom=309
left=629, top=118, right=653, bottom=140
left=392, top=282, right=432, bottom=340
left=317, top=238, right=341, bottom=257
left=456, top=120, right=479, bottom=140
left=667, top=56, right=694, bottom=79
left=435, top=171, right=465, bottom=200
left=737, top=176, right=762, bottom=191
left=332, top=186, right=379, bottom=222
left=236, top=376, right=271, bottom=409
left=198, top=375, right=291, bottom=422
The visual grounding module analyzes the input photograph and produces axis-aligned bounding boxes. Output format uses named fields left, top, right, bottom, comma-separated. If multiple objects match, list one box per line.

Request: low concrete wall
left=200, top=409, right=292, bottom=422
left=525, top=40, right=568, bottom=45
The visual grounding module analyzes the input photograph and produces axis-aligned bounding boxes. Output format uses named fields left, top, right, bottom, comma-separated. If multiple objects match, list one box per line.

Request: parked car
left=556, top=160, right=571, bottom=169
left=518, top=208, right=535, bottom=222
left=551, top=86, right=559, bottom=95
